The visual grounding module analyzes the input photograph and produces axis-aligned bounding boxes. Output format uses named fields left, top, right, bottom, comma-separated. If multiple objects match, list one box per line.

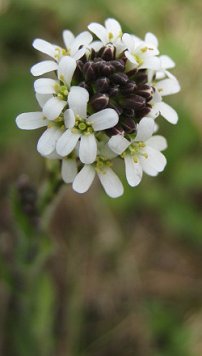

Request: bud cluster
left=16, top=18, right=180, bottom=198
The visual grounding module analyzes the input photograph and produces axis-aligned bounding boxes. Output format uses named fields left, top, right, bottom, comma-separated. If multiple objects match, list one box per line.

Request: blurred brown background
left=0, top=0, right=202, bottom=355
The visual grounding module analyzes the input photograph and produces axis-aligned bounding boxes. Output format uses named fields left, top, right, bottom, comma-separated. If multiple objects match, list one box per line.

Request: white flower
left=122, top=33, right=160, bottom=71
left=56, top=86, right=118, bottom=164
left=108, top=117, right=167, bottom=187
left=34, top=56, right=76, bottom=121
left=31, top=31, right=92, bottom=76
left=15, top=112, right=63, bottom=157
left=88, top=18, right=122, bottom=46
left=72, top=145, right=123, bottom=198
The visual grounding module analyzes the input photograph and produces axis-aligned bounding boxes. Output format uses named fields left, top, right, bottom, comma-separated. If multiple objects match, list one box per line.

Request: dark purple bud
left=100, top=62, right=115, bottom=76
left=106, top=125, right=125, bottom=137
left=95, top=77, right=110, bottom=93
left=122, top=108, right=135, bottom=118
left=79, top=81, right=90, bottom=91
left=98, top=45, right=115, bottom=61
left=108, top=85, right=120, bottom=97
left=111, top=72, right=128, bottom=86
left=135, top=84, right=153, bottom=100
left=111, top=60, right=125, bottom=72
left=126, top=68, right=138, bottom=78
left=91, top=93, right=109, bottom=111
left=83, top=61, right=96, bottom=81
left=135, top=106, right=152, bottom=119
left=121, top=81, right=137, bottom=95
left=121, top=118, right=137, bottom=134
left=124, top=95, right=146, bottom=109
left=134, top=70, right=148, bottom=85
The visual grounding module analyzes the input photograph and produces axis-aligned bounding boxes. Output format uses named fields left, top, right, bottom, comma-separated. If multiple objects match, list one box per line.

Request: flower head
left=16, top=18, right=180, bottom=197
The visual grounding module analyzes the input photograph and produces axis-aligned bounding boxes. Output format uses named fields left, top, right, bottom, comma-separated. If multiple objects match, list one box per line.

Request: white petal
left=73, top=47, right=86, bottom=60
left=160, top=55, right=175, bottom=69
left=37, top=127, right=62, bottom=156
left=122, top=33, right=135, bottom=52
left=68, top=86, right=89, bottom=117
left=61, top=158, right=77, bottom=183
left=43, top=97, right=66, bottom=121
left=89, top=40, right=103, bottom=52
left=139, top=56, right=160, bottom=70
left=135, top=117, right=155, bottom=141
left=98, top=168, right=124, bottom=198
left=146, top=135, right=167, bottom=151
left=125, top=51, right=138, bottom=66
left=30, top=61, right=58, bottom=76
left=145, top=32, right=158, bottom=48
left=35, top=93, right=53, bottom=108
left=90, top=109, right=118, bottom=131
left=144, top=146, right=167, bottom=172
left=62, top=30, right=74, bottom=49
left=16, top=112, right=47, bottom=130
left=34, top=78, right=57, bottom=94
left=155, top=101, right=178, bottom=124
left=88, top=23, right=108, bottom=44
left=105, top=18, right=122, bottom=39
left=71, top=31, right=93, bottom=55
left=155, top=78, right=181, bottom=96
left=139, top=156, right=158, bottom=176
left=56, top=129, right=80, bottom=157
left=32, top=39, right=58, bottom=59
left=79, top=134, right=97, bottom=164
left=73, top=165, right=95, bottom=193
left=108, top=134, right=130, bottom=155
left=57, top=56, right=76, bottom=86
left=64, top=109, right=75, bottom=128
left=124, top=155, right=143, bottom=187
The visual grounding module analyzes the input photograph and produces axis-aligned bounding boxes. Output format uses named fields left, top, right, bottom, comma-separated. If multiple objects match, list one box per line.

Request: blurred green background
left=0, top=0, right=202, bottom=355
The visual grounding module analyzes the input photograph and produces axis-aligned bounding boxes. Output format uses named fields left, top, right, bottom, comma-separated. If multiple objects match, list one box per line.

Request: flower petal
left=34, top=78, right=57, bottom=94
left=37, top=127, right=62, bottom=156
left=90, top=109, right=118, bottom=131
left=62, top=30, right=74, bottom=49
left=160, top=55, right=175, bottom=69
left=43, top=97, right=66, bottom=121
left=61, top=158, right=77, bottom=183
left=122, top=33, right=135, bottom=52
left=73, top=47, right=87, bottom=60
left=57, top=56, right=76, bottom=86
left=88, top=22, right=108, bottom=44
left=73, top=165, right=95, bottom=193
left=139, top=156, right=158, bottom=176
left=125, top=51, right=138, bottom=66
left=16, top=112, right=47, bottom=130
left=135, top=117, right=155, bottom=142
left=146, top=135, right=167, bottom=151
left=155, top=101, right=178, bottom=124
left=144, top=146, right=167, bottom=172
left=124, top=155, right=143, bottom=187
left=56, top=129, right=80, bottom=157
left=71, top=31, right=93, bottom=54
left=105, top=18, right=122, bottom=39
left=79, top=134, right=97, bottom=164
left=139, top=56, right=160, bottom=70
left=68, top=86, right=89, bottom=118
left=32, top=39, right=58, bottom=59
left=145, top=32, right=158, bottom=48
left=108, top=134, right=130, bottom=155
left=35, top=93, right=53, bottom=108
left=30, top=60, right=58, bottom=76
left=98, top=167, right=124, bottom=198
left=155, top=78, right=181, bottom=96
left=64, top=109, right=75, bottom=128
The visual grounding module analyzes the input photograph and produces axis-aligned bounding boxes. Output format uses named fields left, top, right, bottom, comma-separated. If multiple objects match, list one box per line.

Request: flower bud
left=135, top=106, right=151, bottom=119
left=83, top=61, right=96, bottom=81
left=108, top=85, right=120, bottom=97
left=106, top=125, right=125, bottom=137
left=121, top=118, right=137, bottom=134
left=98, top=45, right=115, bottom=61
left=121, top=81, right=137, bottom=95
left=95, top=77, right=110, bottom=93
left=124, top=95, right=146, bottom=109
left=91, top=93, right=109, bottom=111
left=100, top=62, right=115, bottom=76
left=111, top=73, right=128, bottom=86
left=111, top=60, right=125, bottom=72
left=108, top=102, right=123, bottom=115
left=135, top=84, right=153, bottom=100
left=122, top=108, right=135, bottom=118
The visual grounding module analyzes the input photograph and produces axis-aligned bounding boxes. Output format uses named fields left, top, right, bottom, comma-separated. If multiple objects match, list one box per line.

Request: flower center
left=54, top=83, right=68, bottom=100
left=121, top=141, right=148, bottom=162
left=71, top=115, right=94, bottom=135
left=54, top=47, right=68, bottom=60
left=94, top=156, right=112, bottom=173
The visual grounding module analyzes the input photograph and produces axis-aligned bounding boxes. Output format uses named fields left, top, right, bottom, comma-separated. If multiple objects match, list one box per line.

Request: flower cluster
left=16, top=18, right=180, bottom=198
